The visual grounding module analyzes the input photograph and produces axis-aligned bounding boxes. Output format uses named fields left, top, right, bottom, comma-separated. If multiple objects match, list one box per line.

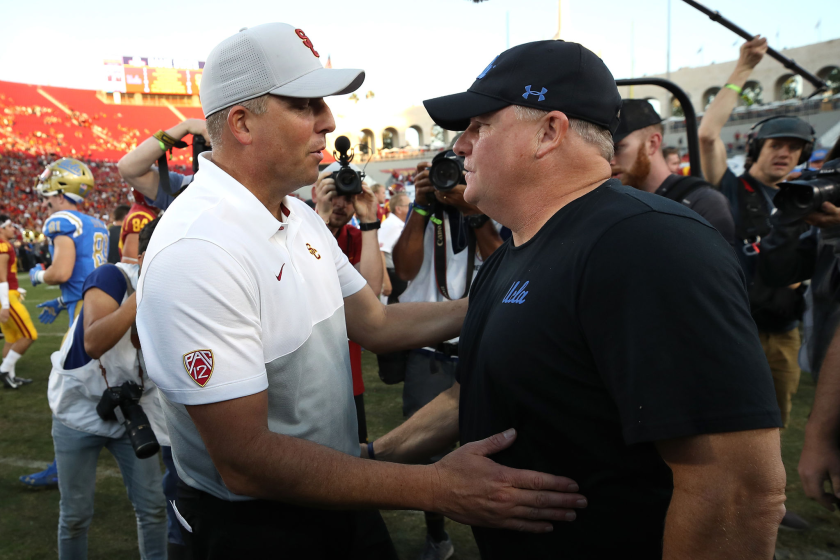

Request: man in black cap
left=366, top=40, right=785, bottom=559
left=611, top=99, right=735, bottom=243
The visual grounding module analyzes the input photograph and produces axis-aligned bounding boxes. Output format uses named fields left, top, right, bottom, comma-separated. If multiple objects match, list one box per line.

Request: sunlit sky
left=1, top=0, right=835, bottom=113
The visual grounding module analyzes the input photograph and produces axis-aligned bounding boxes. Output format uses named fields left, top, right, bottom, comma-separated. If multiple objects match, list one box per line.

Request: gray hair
left=206, top=95, right=270, bottom=148
left=389, top=192, right=409, bottom=208
left=513, top=105, right=614, bottom=161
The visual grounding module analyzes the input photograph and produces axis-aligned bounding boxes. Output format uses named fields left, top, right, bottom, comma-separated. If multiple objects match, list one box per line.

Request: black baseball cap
left=613, top=99, right=662, bottom=144
left=755, top=116, right=815, bottom=143
left=423, top=40, right=622, bottom=133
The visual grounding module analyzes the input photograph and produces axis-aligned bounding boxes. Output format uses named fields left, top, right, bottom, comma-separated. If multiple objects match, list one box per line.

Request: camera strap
left=433, top=205, right=476, bottom=300
left=98, top=266, right=144, bottom=390
left=736, top=176, right=772, bottom=253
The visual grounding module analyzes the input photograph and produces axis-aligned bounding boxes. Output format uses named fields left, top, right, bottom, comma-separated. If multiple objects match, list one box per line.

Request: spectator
left=662, top=146, right=681, bottom=174
left=117, top=119, right=206, bottom=211
left=809, top=148, right=828, bottom=171
left=108, top=204, right=130, bottom=264
left=371, top=182, right=388, bottom=221
left=611, top=99, right=735, bottom=243
left=379, top=192, right=409, bottom=304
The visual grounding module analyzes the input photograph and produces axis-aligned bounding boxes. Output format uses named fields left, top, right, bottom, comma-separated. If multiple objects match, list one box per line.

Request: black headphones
left=745, top=116, right=815, bottom=165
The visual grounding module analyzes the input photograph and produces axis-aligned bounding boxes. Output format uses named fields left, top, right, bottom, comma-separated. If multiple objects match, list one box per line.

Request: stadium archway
left=430, top=124, right=448, bottom=149
left=776, top=74, right=802, bottom=101
left=382, top=127, right=400, bottom=150
left=359, top=129, right=375, bottom=155
left=741, top=80, right=763, bottom=106
left=702, top=87, right=720, bottom=110
left=818, top=66, right=840, bottom=95
left=405, top=125, right=424, bottom=147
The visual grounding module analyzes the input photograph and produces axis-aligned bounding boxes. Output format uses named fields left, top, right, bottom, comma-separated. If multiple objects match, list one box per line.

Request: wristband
left=158, top=140, right=167, bottom=151
left=0, top=282, right=9, bottom=310
left=35, top=270, right=46, bottom=284
left=724, top=83, right=743, bottom=95
left=153, top=130, right=188, bottom=150
left=413, top=207, right=430, bottom=217
left=367, top=442, right=376, bottom=460
left=359, top=221, right=381, bottom=231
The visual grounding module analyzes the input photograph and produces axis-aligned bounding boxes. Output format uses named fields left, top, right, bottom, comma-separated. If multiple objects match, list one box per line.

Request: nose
left=454, top=129, right=471, bottom=157
left=313, top=98, right=336, bottom=135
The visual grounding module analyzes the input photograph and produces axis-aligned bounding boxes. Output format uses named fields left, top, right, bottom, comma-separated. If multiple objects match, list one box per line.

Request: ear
left=535, top=111, right=570, bottom=159
left=226, top=105, right=256, bottom=146
left=648, top=131, right=663, bottom=155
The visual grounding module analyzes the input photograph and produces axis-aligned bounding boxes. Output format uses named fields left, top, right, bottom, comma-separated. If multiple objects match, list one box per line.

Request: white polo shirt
left=137, top=152, right=367, bottom=501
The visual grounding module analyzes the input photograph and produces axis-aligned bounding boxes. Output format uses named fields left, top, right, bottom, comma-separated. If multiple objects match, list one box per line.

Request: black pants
left=176, top=483, right=398, bottom=559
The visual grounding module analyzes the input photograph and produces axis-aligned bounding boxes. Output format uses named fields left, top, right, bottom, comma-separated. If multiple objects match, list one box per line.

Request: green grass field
left=0, top=275, right=838, bottom=559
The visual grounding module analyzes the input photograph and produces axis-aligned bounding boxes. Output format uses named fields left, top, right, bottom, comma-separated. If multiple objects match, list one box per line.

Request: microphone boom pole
left=681, top=0, right=828, bottom=95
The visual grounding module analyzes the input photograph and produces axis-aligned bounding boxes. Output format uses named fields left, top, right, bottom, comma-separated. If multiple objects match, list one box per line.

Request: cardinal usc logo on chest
left=183, top=350, right=214, bottom=387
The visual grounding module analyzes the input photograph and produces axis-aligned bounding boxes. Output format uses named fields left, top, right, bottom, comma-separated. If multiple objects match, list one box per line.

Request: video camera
left=429, top=150, right=466, bottom=191
left=773, top=159, right=840, bottom=225
left=96, top=381, right=160, bottom=459
left=330, top=136, right=365, bottom=196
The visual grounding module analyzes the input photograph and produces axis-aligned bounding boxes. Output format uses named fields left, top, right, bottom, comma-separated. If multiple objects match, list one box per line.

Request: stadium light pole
left=666, top=0, right=671, bottom=81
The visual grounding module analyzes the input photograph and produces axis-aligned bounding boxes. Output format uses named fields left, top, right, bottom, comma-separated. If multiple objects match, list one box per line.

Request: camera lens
left=121, top=402, right=160, bottom=459
left=333, top=168, right=363, bottom=196
left=429, top=152, right=465, bottom=191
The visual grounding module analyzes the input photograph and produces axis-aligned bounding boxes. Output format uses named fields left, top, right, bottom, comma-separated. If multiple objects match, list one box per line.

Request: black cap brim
left=423, top=91, right=511, bottom=131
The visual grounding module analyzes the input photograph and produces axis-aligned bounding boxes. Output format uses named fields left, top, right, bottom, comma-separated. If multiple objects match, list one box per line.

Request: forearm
left=119, top=121, right=191, bottom=179
left=358, top=230, right=383, bottom=294
left=213, top=427, right=437, bottom=510
left=43, top=263, right=71, bottom=285
left=807, top=325, right=840, bottom=440
left=473, top=221, right=503, bottom=259
left=663, top=486, right=783, bottom=560
left=373, top=384, right=460, bottom=464
left=84, top=304, right=135, bottom=358
left=353, top=298, right=467, bottom=354
left=699, top=66, right=751, bottom=139
left=393, top=212, right=428, bottom=281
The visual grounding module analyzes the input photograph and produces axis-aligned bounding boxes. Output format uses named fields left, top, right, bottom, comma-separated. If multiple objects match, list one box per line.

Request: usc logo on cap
left=295, top=29, right=320, bottom=58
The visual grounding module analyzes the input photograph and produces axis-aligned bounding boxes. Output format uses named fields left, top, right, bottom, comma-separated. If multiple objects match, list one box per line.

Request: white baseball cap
left=200, top=23, right=365, bottom=117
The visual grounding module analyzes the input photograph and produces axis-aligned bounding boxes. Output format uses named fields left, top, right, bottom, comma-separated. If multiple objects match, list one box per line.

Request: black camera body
left=773, top=159, right=840, bottom=225
left=330, top=136, right=364, bottom=196
left=192, top=134, right=212, bottom=175
left=96, top=381, right=160, bottom=459
left=430, top=150, right=466, bottom=191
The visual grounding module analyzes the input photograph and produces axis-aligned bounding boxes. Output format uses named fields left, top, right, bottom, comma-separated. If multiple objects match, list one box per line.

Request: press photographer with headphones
left=700, top=37, right=840, bottom=436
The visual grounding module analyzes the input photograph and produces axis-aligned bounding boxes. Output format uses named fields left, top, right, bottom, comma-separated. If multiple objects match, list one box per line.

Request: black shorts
left=176, top=482, right=397, bottom=560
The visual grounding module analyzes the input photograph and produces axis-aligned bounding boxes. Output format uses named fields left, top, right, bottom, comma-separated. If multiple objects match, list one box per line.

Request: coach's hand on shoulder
left=432, top=428, right=586, bottom=532
left=414, top=162, right=435, bottom=207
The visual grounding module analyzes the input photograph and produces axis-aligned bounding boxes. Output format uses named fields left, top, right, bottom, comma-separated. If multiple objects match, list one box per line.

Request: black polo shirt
left=655, top=174, right=735, bottom=245
left=457, top=179, right=781, bottom=559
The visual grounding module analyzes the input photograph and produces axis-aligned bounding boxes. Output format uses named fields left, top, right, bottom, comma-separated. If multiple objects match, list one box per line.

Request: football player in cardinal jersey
left=0, top=216, right=37, bottom=389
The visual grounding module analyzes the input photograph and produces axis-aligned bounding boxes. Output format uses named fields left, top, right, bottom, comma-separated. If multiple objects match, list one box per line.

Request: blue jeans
left=52, top=417, right=167, bottom=560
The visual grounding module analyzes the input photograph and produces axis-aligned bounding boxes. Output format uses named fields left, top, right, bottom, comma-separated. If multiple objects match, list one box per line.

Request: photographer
left=117, top=118, right=206, bottom=211
left=391, top=155, right=503, bottom=559
left=314, top=162, right=383, bottom=443
left=699, top=36, right=837, bottom=435
left=611, top=99, right=735, bottom=243
left=47, top=226, right=167, bottom=558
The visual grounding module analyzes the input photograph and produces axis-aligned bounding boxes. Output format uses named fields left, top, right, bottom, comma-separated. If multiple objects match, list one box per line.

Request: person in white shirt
left=379, top=191, right=409, bottom=303
left=136, top=22, right=586, bottom=560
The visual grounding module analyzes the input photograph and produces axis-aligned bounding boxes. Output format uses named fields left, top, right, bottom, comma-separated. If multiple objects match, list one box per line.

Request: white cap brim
left=271, top=67, right=365, bottom=98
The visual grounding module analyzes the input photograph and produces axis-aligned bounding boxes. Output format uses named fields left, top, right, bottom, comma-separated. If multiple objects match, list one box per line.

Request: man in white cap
left=136, top=23, right=587, bottom=559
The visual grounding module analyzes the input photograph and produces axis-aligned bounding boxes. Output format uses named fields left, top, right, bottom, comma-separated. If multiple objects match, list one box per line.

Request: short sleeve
left=137, top=238, right=268, bottom=405
left=83, top=265, right=128, bottom=304
left=579, top=212, right=782, bottom=444
left=43, top=214, right=77, bottom=240
left=0, top=242, right=11, bottom=256
left=152, top=172, right=192, bottom=211
left=325, top=223, right=367, bottom=298
left=718, top=168, right=740, bottom=200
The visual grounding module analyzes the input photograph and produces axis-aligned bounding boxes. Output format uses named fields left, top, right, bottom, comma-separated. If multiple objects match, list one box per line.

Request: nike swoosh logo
left=276, top=263, right=285, bottom=281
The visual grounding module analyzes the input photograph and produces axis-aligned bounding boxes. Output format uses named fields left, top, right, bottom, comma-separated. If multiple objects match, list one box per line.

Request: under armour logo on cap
left=477, top=57, right=498, bottom=80
left=523, top=85, right=547, bottom=101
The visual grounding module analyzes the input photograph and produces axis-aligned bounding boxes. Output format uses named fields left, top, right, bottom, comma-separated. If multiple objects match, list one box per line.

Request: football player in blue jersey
left=20, top=157, right=110, bottom=488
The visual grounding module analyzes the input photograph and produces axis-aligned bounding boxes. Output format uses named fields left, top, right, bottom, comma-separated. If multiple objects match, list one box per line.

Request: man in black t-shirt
left=611, top=99, right=735, bottom=244
left=367, top=40, right=785, bottom=559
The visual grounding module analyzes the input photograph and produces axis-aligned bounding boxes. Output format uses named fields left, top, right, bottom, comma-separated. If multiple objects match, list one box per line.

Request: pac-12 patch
left=183, top=350, right=214, bottom=387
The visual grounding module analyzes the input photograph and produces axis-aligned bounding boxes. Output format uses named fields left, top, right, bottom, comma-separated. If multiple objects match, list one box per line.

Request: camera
left=429, top=150, right=466, bottom=191
left=192, top=134, right=212, bottom=175
left=330, top=136, right=364, bottom=196
left=773, top=159, right=840, bottom=225
left=96, top=381, right=160, bottom=459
